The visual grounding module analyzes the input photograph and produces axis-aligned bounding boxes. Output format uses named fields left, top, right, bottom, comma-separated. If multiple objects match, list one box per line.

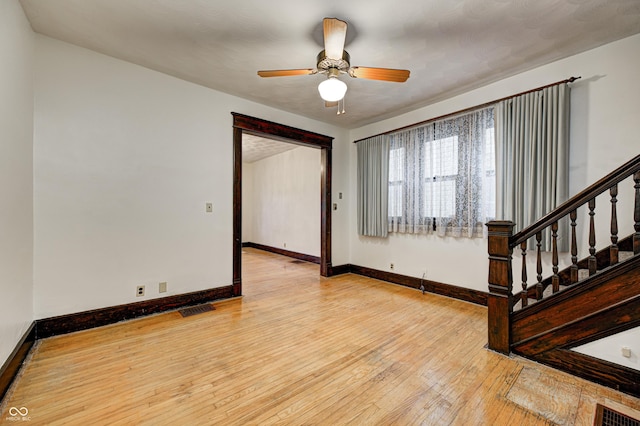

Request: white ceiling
left=242, top=134, right=298, bottom=164
left=20, top=0, right=640, bottom=129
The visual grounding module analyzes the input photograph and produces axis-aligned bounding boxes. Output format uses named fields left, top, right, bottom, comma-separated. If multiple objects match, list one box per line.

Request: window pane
left=388, top=184, right=402, bottom=217
left=423, top=179, right=456, bottom=217
left=389, top=147, right=404, bottom=217
left=484, top=127, right=496, bottom=219
left=484, top=175, right=496, bottom=219
left=485, top=128, right=495, bottom=173
left=433, top=136, right=458, bottom=176
left=389, top=147, right=404, bottom=181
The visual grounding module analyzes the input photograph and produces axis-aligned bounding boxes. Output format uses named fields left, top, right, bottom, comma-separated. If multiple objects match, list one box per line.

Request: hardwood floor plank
left=1, top=247, right=638, bottom=425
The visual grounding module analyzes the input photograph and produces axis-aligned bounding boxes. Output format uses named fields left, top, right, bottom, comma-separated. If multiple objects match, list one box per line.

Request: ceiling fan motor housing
left=316, top=50, right=351, bottom=75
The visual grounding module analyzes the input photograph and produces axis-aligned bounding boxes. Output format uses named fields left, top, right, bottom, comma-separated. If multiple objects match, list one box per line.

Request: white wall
left=348, top=33, right=640, bottom=293
left=33, top=35, right=349, bottom=318
left=242, top=162, right=254, bottom=243
left=0, top=0, right=34, bottom=366
left=247, top=147, right=321, bottom=256
left=573, top=328, right=640, bottom=371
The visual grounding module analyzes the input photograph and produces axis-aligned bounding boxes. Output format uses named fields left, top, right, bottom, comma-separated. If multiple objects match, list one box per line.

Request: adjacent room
left=1, top=0, right=639, bottom=424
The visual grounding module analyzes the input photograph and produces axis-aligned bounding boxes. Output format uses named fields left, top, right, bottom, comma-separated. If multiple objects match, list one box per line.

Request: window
left=388, top=107, right=495, bottom=237
left=388, top=146, right=404, bottom=218
left=424, top=135, right=458, bottom=219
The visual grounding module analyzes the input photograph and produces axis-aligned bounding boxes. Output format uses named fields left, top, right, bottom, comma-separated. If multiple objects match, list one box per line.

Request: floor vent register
left=595, top=404, right=640, bottom=426
left=179, top=304, right=215, bottom=318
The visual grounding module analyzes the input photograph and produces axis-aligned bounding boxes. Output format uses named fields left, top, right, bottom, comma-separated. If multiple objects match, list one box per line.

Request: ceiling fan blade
left=325, top=101, right=338, bottom=108
left=350, top=67, right=410, bottom=82
left=257, top=69, right=315, bottom=78
left=323, top=18, right=347, bottom=60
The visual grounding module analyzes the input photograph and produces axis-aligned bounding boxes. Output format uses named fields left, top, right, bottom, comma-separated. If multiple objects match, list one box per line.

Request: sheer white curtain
left=357, top=135, right=389, bottom=237
left=388, top=107, right=495, bottom=237
left=495, top=84, right=570, bottom=250
left=388, top=125, right=433, bottom=234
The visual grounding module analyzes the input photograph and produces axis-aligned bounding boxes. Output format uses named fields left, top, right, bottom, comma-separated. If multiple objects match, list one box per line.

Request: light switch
left=206, top=203, right=213, bottom=213
left=333, top=203, right=338, bottom=210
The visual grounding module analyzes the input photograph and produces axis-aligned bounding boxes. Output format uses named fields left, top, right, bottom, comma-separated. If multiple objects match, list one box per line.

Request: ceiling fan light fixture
left=318, top=76, right=347, bottom=102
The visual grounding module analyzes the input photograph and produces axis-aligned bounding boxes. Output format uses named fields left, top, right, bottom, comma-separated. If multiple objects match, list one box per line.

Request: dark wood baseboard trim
left=35, top=285, right=235, bottom=339
left=328, top=264, right=352, bottom=276
left=350, top=264, right=488, bottom=306
left=243, top=242, right=321, bottom=265
left=0, top=322, right=36, bottom=402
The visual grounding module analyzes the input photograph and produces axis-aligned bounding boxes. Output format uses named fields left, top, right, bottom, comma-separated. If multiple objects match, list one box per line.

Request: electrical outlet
left=284, top=243, right=286, bottom=248
left=390, top=263, right=394, bottom=270
left=159, top=282, right=167, bottom=293
left=136, top=285, right=145, bottom=297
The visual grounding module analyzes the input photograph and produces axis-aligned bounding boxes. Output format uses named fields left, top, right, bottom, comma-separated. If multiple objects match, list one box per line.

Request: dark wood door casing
left=232, top=113, right=334, bottom=296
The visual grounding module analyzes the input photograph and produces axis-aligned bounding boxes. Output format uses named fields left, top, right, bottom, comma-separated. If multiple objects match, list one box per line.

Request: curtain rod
left=353, top=76, right=581, bottom=143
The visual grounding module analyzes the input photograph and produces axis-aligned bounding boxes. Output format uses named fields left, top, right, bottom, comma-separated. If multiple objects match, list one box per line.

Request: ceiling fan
left=257, top=18, right=410, bottom=112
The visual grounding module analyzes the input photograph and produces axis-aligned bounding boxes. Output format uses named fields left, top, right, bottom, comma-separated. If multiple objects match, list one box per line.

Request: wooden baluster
left=552, top=221, right=560, bottom=293
left=486, top=221, right=514, bottom=355
left=634, top=171, right=640, bottom=255
left=609, top=184, right=618, bottom=265
left=520, top=242, right=528, bottom=307
left=588, top=198, right=597, bottom=275
left=570, top=210, right=578, bottom=283
left=536, top=232, right=543, bottom=300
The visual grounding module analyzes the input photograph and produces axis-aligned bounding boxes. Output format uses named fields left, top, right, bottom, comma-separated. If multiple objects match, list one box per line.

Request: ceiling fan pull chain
left=337, top=97, right=346, bottom=115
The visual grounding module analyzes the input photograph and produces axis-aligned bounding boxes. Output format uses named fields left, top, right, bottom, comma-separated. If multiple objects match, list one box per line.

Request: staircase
left=486, top=154, right=640, bottom=398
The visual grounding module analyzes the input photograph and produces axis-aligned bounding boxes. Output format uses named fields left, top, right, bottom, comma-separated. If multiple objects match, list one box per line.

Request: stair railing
left=486, top=154, right=640, bottom=354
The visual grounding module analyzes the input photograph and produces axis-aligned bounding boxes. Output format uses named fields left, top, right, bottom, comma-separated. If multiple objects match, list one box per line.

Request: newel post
left=486, top=221, right=515, bottom=355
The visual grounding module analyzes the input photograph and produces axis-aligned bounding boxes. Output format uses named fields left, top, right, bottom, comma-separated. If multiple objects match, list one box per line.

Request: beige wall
left=246, top=147, right=321, bottom=256
left=0, top=0, right=34, bottom=365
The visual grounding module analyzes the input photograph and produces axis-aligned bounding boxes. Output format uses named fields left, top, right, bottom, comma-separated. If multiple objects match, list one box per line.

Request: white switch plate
left=206, top=203, right=213, bottom=213
left=622, top=346, right=632, bottom=358
left=159, top=282, right=167, bottom=293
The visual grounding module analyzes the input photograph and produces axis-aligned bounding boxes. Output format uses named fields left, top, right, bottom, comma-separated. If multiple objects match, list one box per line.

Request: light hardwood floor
left=2, top=248, right=639, bottom=425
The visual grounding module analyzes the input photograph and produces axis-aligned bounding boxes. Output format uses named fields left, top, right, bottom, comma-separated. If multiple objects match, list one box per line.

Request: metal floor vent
left=595, top=404, right=640, bottom=426
left=179, top=304, right=215, bottom=318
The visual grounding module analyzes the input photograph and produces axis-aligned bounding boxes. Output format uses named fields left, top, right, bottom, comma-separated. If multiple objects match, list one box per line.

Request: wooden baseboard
left=35, top=285, right=235, bottom=339
left=328, top=264, right=352, bottom=276
left=0, top=322, right=36, bottom=402
left=349, top=264, right=488, bottom=306
left=242, top=242, right=321, bottom=264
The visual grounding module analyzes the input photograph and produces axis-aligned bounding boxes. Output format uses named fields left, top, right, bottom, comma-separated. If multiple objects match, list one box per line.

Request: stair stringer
left=510, top=255, right=640, bottom=397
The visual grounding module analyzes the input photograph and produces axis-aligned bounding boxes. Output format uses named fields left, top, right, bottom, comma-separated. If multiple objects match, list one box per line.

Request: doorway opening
left=242, top=135, right=320, bottom=262
left=232, top=113, right=334, bottom=297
